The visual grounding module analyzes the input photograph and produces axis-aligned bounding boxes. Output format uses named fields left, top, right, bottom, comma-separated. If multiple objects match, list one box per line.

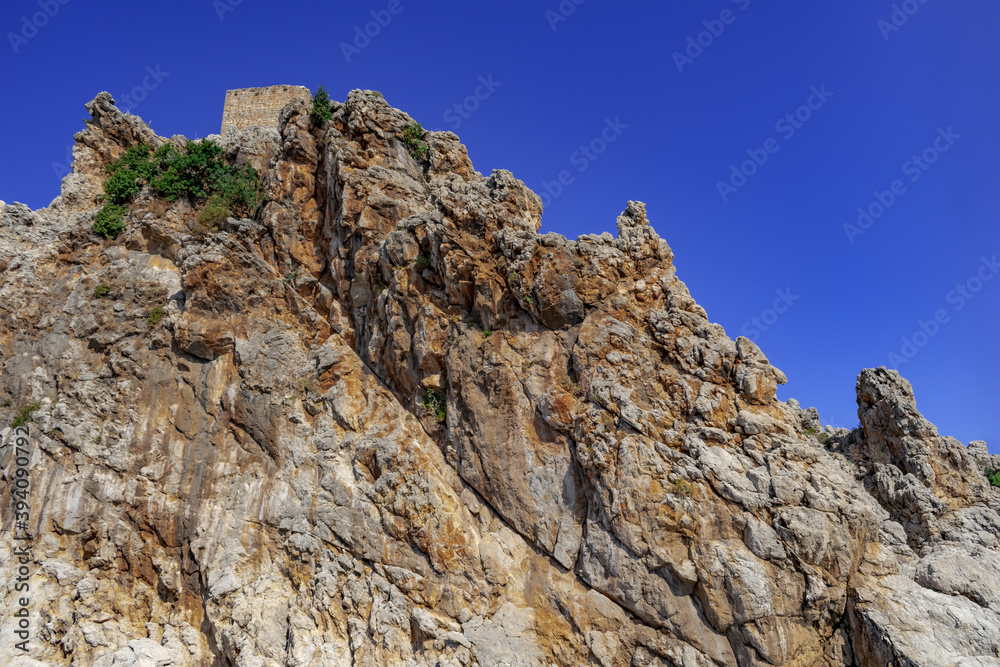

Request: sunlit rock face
left=1, top=90, right=998, bottom=667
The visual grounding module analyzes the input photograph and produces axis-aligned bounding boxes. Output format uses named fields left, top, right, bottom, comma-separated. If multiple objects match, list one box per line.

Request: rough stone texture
left=220, top=85, right=312, bottom=135
left=1, top=89, right=999, bottom=667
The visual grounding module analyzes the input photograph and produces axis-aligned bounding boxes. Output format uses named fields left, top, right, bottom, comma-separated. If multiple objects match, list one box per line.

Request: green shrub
left=403, top=122, right=428, bottom=160
left=284, top=270, right=299, bottom=284
left=146, top=306, right=165, bottom=328
left=151, top=141, right=264, bottom=215
left=413, top=255, right=431, bottom=270
left=482, top=329, right=493, bottom=339
left=108, top=143, right=156, bottom=179
left=103, top=167, right=143, bottom=204
left=93, top=204, right=128, bottom=238
left=213, top=164, right=264, bottom=215
left=421, top=389, right=447, bottom=423
left=98, top=138, right=264, bottom=242
left=372, top=91, right=383, bottom=99
left=311, top=84, right=334, bottom=126
left=987, top=468, right=1000, bottom=488
left=152, top=140, right=226, bottom=201
left=94, top=284, right=111, bottom=299
left=102, top=144, right=156, bottom=205
left=11, top=401, right=41, bottom=428
left=198, top=194, right=231, bottom=228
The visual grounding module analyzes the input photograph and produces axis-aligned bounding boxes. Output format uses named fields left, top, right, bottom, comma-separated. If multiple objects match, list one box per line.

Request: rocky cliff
left=1, top=90, right=998, bottom=667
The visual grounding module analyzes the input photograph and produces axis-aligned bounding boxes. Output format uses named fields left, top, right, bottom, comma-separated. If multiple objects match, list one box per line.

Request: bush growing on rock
left=103, top=144, right=156, bottom=204
left=197, top=194, right=231, bottom=229
left=151, top=141, right=263, bottom=214
left=103, top=166, right=144, bottom=205
left=94, top=138, right=264, bottom=240
left=213, top=164, right=264, bottom=216
left=403, top=122, right=428, bottom=160
left=93, top=204, right=128, bottom=238
left=311, top=84, right=334, bottom=126
left=421, top=389, right=447, bottom=423
left=152, top=140, right=225, bottom=201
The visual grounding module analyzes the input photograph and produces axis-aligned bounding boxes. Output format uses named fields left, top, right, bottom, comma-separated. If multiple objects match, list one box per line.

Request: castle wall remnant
left=221, top=85, right=312, bottom=134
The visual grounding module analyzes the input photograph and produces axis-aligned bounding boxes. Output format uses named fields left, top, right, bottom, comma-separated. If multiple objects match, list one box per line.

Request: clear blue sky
left=1, top=1, right=997, bottom=452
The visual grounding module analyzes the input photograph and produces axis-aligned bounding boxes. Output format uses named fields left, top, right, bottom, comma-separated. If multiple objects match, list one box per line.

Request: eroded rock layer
left=1, top=90, right=998, bottom=667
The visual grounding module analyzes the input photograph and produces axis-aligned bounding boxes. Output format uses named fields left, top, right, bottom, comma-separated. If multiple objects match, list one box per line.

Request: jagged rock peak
left=0, top=90, right=997, bottom=667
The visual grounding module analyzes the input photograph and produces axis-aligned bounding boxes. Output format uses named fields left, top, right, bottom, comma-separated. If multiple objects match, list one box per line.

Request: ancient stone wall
left=220, top=85, right=311, bottom=133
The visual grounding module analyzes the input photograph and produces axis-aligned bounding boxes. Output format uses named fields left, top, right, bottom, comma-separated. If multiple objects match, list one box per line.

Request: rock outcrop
left=1, top=90, right=998, bottom=667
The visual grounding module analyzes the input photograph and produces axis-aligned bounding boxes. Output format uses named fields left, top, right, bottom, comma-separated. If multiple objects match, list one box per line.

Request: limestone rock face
left=1, top=90, right=998, bottom=667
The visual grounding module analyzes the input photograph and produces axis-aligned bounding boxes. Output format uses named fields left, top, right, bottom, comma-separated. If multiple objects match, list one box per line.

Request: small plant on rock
left=421, top=389, right=447, bottom=423
left=671, top=479, right=693, bottom=497
left=11, top=401, right=41, bottom=428
left=600, top=411, right=616, bottom=430
left=94, top=284, right=112, bottom=299
left=482, top=329, right=493, bottom=339
left=146, top=306, right=166, bottom=328
left=987, top=468, right=1000, bottom=489
left=403, top=122, right=429, bottom=160
left=197, top=193, right=231, bottom=229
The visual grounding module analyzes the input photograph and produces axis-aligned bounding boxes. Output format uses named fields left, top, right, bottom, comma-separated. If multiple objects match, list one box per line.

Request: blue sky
left=1, top=0, right=997, bottom=452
